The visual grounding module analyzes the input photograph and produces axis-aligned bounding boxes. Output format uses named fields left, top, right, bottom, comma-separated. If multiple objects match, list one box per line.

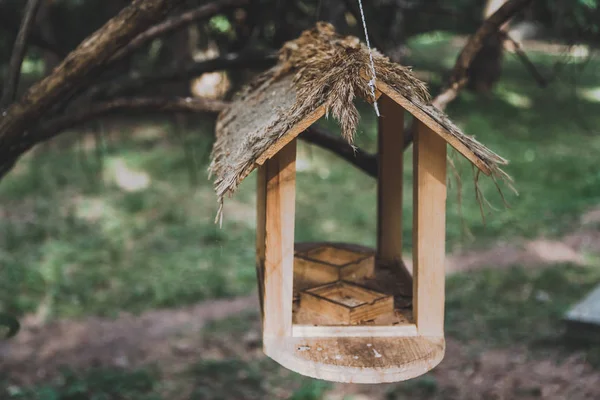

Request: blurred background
left=1, top=0, right=600, bottom=398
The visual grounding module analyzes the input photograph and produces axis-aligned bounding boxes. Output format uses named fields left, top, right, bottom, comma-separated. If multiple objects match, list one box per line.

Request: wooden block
left=300, top=281, right=393, bottom=324
left=294, top=245, right=375, bottom=288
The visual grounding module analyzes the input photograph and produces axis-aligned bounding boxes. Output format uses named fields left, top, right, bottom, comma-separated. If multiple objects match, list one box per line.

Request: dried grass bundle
left=209, top=22, right=510, bottom=210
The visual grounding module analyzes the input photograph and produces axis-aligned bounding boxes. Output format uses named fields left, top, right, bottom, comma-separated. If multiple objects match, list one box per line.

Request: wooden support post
left=256, top=165, right=267, bottom=316
left=377, top=95, right=404, bottom=262
left=377, top=95, right=412, bottom=296
left=262, top=139, right=297, bottom=338
left=413, top=121, right=447, bottom=337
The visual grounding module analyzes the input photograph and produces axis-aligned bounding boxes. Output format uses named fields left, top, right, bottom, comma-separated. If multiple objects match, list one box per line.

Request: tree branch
left=0, top=0, right=186, bottom=170
left=396, top=0, right=533, bottom=149
left=88, top=50, right=276, bottom=100
left=0, top=13, right=66, bottom=58
left=110, top=0, right=249, bottom=62
left=35, top=97, right=227, bottom=141
left=1, top=0, right=43, bottom=108
left=433, top=0, right=533, bottom=111
left=302, top=126, right=378, bottom=178
left=0, top=96, right=226, bottom=178
left=504, top=33, right=548, bottom=88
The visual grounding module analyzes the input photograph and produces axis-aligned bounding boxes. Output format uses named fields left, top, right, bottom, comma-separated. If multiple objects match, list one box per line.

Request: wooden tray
left=300, top=281, right=393, bottom=324
left=294, top=245, right=374, bottom=288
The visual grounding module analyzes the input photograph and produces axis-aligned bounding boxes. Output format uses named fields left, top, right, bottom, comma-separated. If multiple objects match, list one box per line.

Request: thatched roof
left=209, top=22, right=508, bottom=205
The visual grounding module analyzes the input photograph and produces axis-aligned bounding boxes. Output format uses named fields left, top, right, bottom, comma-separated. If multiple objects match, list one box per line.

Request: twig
left=503, top=33, right=548, bottom=88
left=1, top=0, right=43, bottom=108
left=302, top=126, right=378, bottom=178
left=0, top=13, right=65, bottom=57
left=110, top=0, right=249, bottom=63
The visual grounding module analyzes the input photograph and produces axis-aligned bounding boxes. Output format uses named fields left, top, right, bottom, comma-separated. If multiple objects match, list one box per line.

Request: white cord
left=357, top=0, right=380, bottom=117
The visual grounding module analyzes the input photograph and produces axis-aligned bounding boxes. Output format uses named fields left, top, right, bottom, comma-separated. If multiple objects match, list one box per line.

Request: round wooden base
left=264, top=336, right=445, bottom=384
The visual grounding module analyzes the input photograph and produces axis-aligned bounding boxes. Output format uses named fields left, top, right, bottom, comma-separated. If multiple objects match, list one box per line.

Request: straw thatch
left=209, top=22, right=509, bottom=206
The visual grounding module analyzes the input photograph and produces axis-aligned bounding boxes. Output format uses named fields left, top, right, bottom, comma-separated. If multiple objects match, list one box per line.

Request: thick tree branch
left=0, top=0, right=186, bottom=170
left=397, top=0, right=533, bottom=150
left=35, top=97, right=227, bottom=141
left=302, top=126, right=378, bottom=178
left=0, top=96, right=226, bottom=178
left=110, top=0, right=249, bottom=62
left=433, top=0, right=533, bottom=111
left=88, top=51, right=276, bottom=100
left=1, top=0, right=43, bottom=108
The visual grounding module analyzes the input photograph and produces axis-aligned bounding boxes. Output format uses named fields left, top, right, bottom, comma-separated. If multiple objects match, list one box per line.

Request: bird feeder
left=209, top=23, right=507, bottom=384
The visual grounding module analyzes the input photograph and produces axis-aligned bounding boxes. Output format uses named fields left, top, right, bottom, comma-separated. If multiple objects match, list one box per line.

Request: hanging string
left=357, top=0, right=380, bottom=117
left=315, top=0, right=323, bottom=21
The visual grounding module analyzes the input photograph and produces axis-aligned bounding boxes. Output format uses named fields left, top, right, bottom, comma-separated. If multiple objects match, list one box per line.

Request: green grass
left=1, top=36, right=600, bottom=321
left=446, top=265, right=600, bottom=353
left=2, top=366, right=161, bottom=400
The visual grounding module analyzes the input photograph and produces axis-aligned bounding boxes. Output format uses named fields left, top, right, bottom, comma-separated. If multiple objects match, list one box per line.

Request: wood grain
left=377, top=95, right=404, bottom=263
left=255, top=165, right=267, bottom=316
left=292, top=324, right=417, bottom=338
left=263, top=139, right=297, bottom=338
left=413, top=121, right=447, bottom=337
left=264, top=336, right=445, bottom=383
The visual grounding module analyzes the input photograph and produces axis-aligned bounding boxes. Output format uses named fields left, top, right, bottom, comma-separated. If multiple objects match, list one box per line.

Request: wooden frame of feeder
left=249, top=80, right=487, bottom=383
left=211, top=23, right=506, bottom=385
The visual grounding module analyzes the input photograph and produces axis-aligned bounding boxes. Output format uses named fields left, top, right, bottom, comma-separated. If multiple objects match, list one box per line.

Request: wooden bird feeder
left=209, top=23, right=508, bottom=384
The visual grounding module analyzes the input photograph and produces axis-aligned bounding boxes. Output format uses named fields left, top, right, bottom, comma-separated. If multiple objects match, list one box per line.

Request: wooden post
left=261, top=139, right=297, bottom=339
left=377, top=96, right=412, bottom=296
left=377, top=95, right=404, bottom=263
left=256, top=165, right=267, bottom=316
left=413, top=121, right=447, bottom=337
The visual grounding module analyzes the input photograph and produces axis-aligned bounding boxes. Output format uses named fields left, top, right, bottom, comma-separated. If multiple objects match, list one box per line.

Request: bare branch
left=88, top=51, right=276, bottom=100
left=110, top=0, right=249, bottom=62
left=1, top=0, right=43, bottom=108
left=35, top=97, right=227, bottom=141
left=504, top=33, right=549, bottom=88
left=0, top=0, right=186, bottom=166
left=0, top=13, right=65, bottom=57
left=0, top=96, right=226, bottom=178
left=302, top=126, right=378, bottom=178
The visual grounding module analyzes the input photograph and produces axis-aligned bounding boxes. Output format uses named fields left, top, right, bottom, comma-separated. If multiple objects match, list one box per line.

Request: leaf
left=0, top=313, right=20, bottom=339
